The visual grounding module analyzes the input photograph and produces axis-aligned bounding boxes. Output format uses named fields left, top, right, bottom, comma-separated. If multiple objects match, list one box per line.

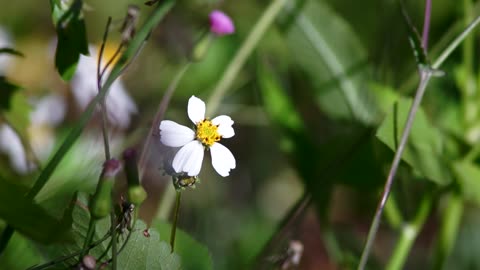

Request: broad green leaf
left=0, top=232, right=43, bottom=270
left=0, top=176, right=71, bottom=244
left=155, top=221, right=212, bottom=270
left=120, top=222, right=181, bottom=270
left=376, top=98, right=452, bottom=184
left=285, top=0, right=381, bottom=125
left=40, top=195, right=110, bottom=268
left=50, top=0, right=89, bottom=81
left=452, top=161, right=480, bottom=205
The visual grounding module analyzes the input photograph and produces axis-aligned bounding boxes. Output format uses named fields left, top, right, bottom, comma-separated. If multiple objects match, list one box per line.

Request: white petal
left=172, top=141, right=205, bottom=176
left=212, top=115, right=234, bottom=138
left=210, top=143, right=236, bottom=177
left=188, top=95, right=206, bottom=124
left=159, top=120, right=195, bottom=147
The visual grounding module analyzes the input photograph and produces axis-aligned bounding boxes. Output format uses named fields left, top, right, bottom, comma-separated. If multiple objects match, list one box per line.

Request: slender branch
left=421, top=0, right=432, bottom=50
left=357, top=72, right=433, bottom=270
left=111, top=212, right=118, bottom=270
left=97, top=17, right=113, bottom=161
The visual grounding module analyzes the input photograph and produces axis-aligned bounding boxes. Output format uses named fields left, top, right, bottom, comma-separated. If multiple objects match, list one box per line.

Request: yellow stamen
left=195, top=119, right=221, bottom=147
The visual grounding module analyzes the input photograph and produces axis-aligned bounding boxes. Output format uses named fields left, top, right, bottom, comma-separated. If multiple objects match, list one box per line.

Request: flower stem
left=385, top=193, right=432, bottom=270
left=170, top=190, right=182, bottom=252
left=432, top=192, right=463, bottom=270
left=206, top=0, right=290, bottom=115
left=80, top=218, right=96, bottom=259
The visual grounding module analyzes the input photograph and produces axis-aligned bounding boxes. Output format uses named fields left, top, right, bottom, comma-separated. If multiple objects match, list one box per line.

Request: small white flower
left=159, top=96, right=236, bottom=177
left=71, top=45, right=137, bottom=129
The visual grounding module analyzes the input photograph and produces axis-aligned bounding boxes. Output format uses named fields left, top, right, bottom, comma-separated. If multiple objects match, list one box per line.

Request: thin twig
left=97, top=17, right=113, bottom=161
left=421, top=0, right=432, bottom=50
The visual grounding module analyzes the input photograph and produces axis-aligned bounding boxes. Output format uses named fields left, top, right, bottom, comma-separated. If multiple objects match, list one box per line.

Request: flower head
left=160, top=96, right=236, bottom=177
left=209, top=10, right=235, bottom=36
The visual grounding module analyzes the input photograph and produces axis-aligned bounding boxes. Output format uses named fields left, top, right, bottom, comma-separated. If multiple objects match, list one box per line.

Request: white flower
left=159, top=96, right=236, bottom=177
left=71, top=45, right=137, bottom=129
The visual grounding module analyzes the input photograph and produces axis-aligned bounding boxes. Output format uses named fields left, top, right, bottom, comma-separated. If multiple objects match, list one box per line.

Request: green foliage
left=155, top=221, right=212, bottom=270
left=50, top=0, right=89, bottom=81
left=118, top=222, right=181, bottom=270
left=376, top=97, right=452, bottom=185
left=452, top=161, right=480, bottom=205
left=0, top=176, right=72, bottom=244
left=285, top=0, right=381, bottom=125
left=0, top=232, right=43, bottom=270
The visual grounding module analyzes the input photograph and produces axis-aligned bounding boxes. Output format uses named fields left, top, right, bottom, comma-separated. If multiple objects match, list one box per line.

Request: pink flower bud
left=209, top=10, right=235, bottom=36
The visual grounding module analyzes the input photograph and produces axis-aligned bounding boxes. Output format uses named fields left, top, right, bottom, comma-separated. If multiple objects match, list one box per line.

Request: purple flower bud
left=103, top=159, right=121, bottom=178
left=209, top=10, right=235, bottom=36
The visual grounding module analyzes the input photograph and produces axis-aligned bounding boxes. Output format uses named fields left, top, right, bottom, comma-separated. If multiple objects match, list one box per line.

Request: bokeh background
left=1, top=0, right=479, bottom=269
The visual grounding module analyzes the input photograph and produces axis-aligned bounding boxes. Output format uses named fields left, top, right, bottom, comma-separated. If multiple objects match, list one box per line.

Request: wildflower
left=71, top=44, right=137, bottom=129
left=209, top=10, right=235, bottom=36
left=160, top=96, right=236, bottom=177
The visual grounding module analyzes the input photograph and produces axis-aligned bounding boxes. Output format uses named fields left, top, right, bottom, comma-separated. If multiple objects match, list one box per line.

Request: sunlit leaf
left=376, top=98, right=452, bottom=184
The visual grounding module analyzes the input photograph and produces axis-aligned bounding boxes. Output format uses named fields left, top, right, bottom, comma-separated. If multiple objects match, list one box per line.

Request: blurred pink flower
left=209, top=10, right=235, bottom=36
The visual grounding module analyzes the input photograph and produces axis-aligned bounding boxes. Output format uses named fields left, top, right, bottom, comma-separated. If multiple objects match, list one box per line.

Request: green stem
left=432, top=192, right=463, bottom=270
left=386, top=194, right=432, bottom=270
left=170, top=191, right=182, bottom=252
left=111, top=212, right=117, bottom=270
left=206, top=0, right=290, bottom=115
left=384, top=193, right=404, bottom=230
left=80, top=218, right=96, bottom=259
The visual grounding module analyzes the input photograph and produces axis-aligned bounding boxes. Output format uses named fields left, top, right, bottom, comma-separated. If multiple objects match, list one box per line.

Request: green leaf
left=154, top=221, right=212, bottom=270
left=119, top=222, right=181, bottom=270
left=285, top=0, right=381, bottom=125
left=376, top=97, right=452, bottom=185
left=50, top=0, right=89, bottom=81
left=0, top=232, right=43, bottom=270
left=452, top=161, right=480, bottom=205
left=0, top=176, right=71, bottom=244
left=1, top=86, right=31, bottom=136
left=0, top=48, right=24, bottom=57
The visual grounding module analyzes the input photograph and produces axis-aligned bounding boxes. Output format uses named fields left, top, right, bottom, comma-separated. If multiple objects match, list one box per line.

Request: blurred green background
left=1, top=0, right=480, bottom=269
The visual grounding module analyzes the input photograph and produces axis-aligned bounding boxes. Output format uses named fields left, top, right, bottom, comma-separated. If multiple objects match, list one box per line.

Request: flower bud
left=209, top=10, right=235, bottom=36
left=123, top=148, right=147, bottom=205
left=90, top=159, right=120, bottom=219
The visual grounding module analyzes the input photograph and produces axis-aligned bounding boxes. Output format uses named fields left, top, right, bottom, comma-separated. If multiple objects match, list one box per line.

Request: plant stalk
left=170, top=190, right=182, bottom=252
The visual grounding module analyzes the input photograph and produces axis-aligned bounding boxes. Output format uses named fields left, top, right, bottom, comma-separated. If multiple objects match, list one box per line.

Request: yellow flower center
left=195, top=119, right=221, bottom=147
